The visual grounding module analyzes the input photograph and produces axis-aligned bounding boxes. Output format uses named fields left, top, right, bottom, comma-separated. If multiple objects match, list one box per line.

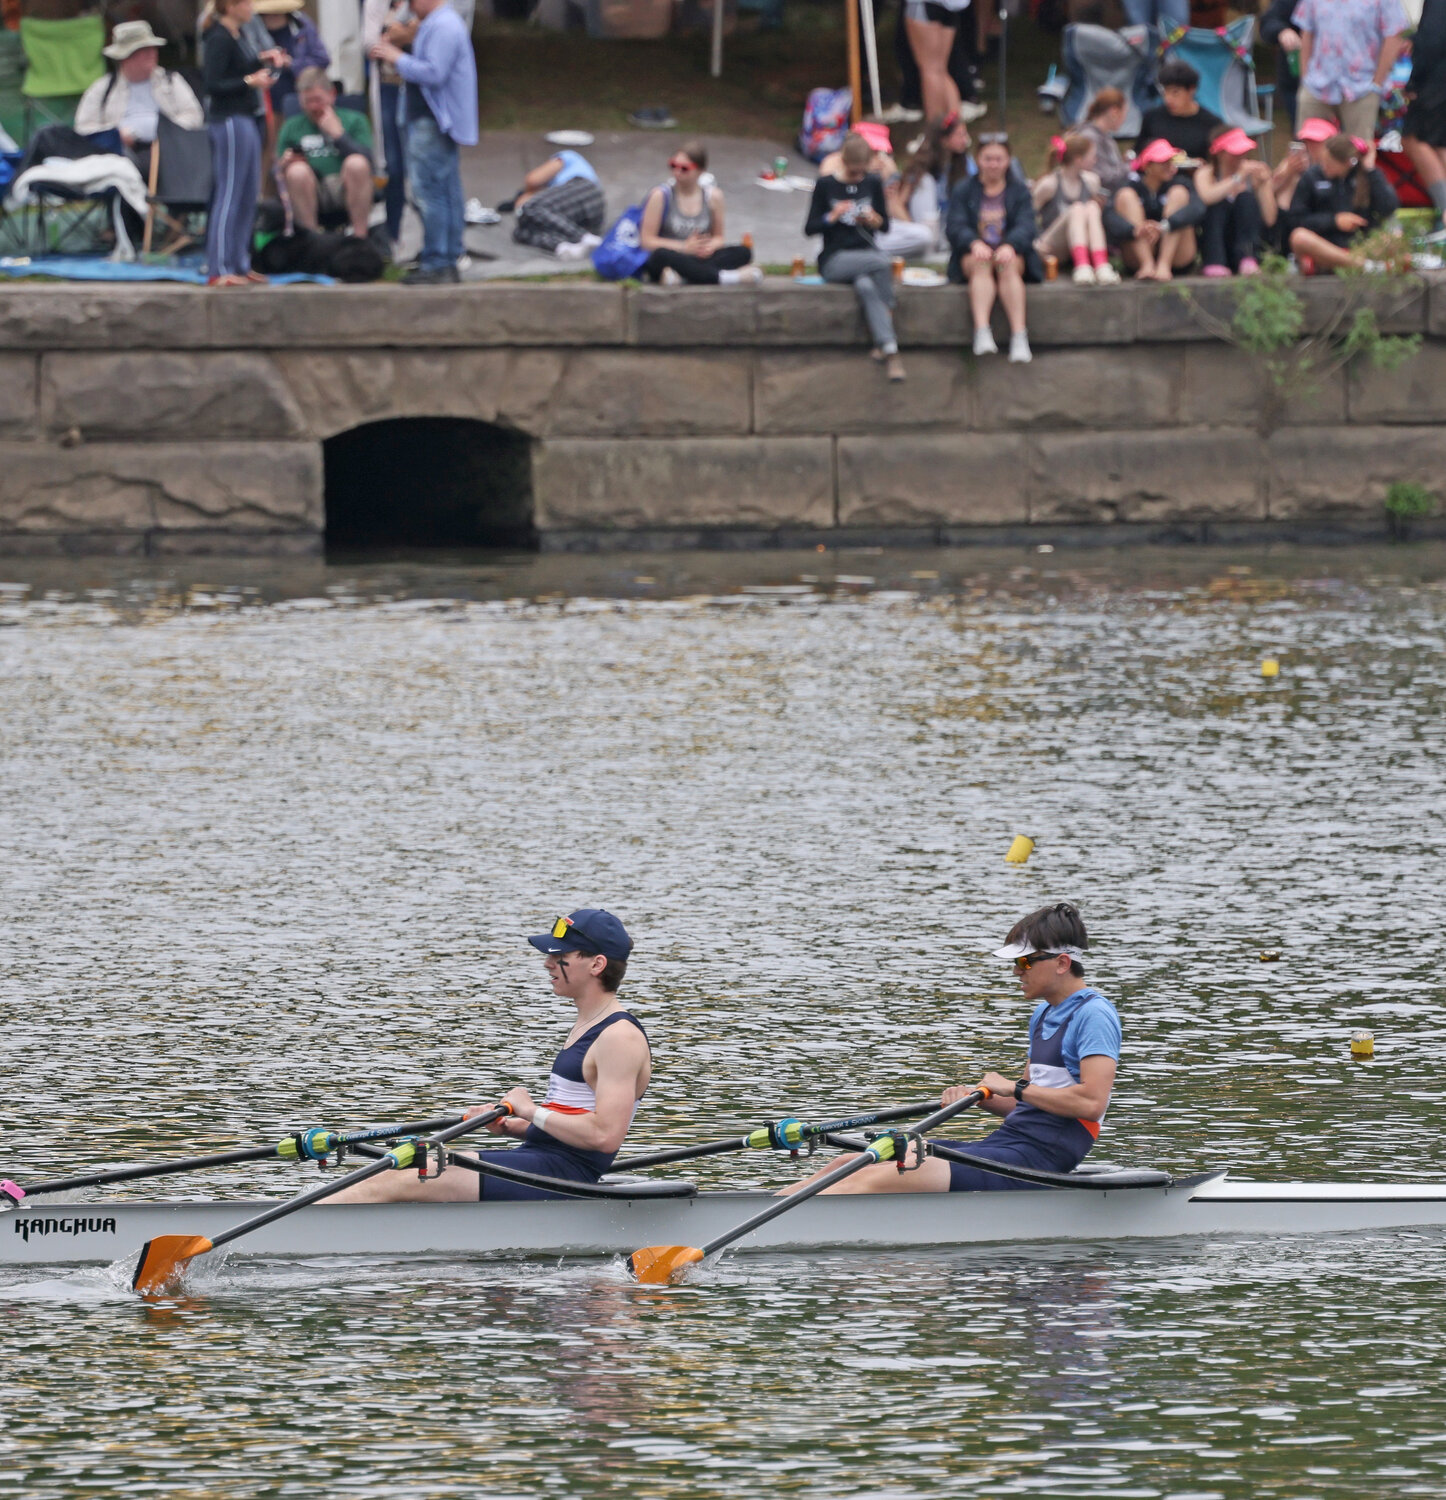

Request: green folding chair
left=19, top=14, right=104, bottom=140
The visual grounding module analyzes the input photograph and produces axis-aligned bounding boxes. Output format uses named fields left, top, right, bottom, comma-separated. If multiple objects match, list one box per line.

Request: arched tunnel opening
left=324, top=417, right=537, bottom=552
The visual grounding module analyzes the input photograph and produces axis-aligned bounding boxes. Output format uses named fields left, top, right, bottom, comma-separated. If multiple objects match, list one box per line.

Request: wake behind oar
left=628, top=1088, right=990, bottom=1284
left=130, top=1106, right=512, bottom=1296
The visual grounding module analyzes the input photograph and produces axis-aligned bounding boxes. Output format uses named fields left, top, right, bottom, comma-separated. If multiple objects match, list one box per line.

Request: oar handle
left=204, top=1106, right=513, bottom=1254
left=696, top=1089, right=989, bottom=1260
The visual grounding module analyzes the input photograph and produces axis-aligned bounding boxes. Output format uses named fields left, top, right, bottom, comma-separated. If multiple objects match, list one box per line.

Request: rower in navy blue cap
left=327, top=908, right=651, bottom=1205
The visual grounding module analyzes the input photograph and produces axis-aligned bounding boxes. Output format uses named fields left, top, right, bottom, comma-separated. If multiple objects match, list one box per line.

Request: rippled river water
left=2, top=544, right=1446, bottom=1499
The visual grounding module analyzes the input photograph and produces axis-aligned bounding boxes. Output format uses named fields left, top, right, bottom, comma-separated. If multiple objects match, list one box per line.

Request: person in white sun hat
left=783, top=902, right=1122, bottom=1197
left=75, top=20, right=203, bottom=164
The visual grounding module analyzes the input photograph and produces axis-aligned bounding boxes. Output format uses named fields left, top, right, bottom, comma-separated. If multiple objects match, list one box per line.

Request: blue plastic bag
left=591, top=203, right=650, bottom=280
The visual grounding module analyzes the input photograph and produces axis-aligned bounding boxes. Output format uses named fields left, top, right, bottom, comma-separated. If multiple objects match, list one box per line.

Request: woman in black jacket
left=202, top=0, right=274, bottom=284
left=1287, top=134, right=1399, bottom=272
left=945, top=136, right=1040, bottom=363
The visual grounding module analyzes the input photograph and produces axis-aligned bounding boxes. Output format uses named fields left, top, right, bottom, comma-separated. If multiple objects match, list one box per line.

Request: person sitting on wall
left=75, top=20, right=204, bottom=169
left=804, top=132, right=905, bottom=381
left=1032, top=132, right=1118, bottom=284
left=505, top=146, right=606, bottom=260
left=1136, top=59, right=1223, bottom=161
left=1271, top=115, right=1336, bottom=223
left=1106, top=137, right=1202, bottom=280
left=1194, top=125, right=1277, bottom=276
left=946, top=133, right=1040, bottom=362
left=821, top=120, right=934, bottom=260
left=1073, top=88, right=1131, bottom=197
left=1286, top=131, right=1398, bottom=272
left=638, top=141, right=761, bottom=285
left=890, top=109, right=975, bottom=259
left=276, top=68, right=375, bottom=240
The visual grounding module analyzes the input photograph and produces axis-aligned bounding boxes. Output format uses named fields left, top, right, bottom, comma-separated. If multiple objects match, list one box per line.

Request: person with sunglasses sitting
left=781, top=903, right=1120, bottom=1200
left=326, top=910, right=653, bottom=1206
left=638, top=141, right=762, bottom=285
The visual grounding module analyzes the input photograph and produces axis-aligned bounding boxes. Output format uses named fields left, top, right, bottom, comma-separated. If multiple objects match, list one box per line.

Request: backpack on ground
left=798, top=86, right=852, bottom=163
left=591, top=185, right=670, bottom=281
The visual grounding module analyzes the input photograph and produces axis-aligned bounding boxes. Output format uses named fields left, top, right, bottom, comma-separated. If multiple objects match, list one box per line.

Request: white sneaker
left=1094, top=261, right=1121, bottom=285
left=1072, top=263, right=1096, bottom=285
left=578, top=233, right=602, bottom=251
left=1009, top=331, right=1033, bottom=364
left=660, top=267, right=683, bottom=286
left=554, top=239, right=589, bottom=261
left=959, top=101, right=989, bottom=122
left=973, top=326, right=998, bottom=356
left=880, top=103, right=924, bottom=123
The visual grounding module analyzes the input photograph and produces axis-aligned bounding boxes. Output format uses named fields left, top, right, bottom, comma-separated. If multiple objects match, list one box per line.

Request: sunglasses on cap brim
left=549, top=916, right=578, bottom=940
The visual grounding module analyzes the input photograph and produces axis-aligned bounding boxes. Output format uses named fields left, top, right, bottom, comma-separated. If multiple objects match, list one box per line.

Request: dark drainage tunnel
left=324, top=417, right=536, bottom=552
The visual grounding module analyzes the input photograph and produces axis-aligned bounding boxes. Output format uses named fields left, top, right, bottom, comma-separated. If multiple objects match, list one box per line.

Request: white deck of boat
left=7, top=1174, right=1446, bottom=1267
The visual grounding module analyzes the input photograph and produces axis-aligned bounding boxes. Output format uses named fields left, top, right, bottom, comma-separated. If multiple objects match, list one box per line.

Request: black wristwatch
left=1013, top=1078, right=1029, bottom=1102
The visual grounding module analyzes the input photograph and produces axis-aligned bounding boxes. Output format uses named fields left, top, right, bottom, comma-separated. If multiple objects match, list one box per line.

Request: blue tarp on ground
left=0, top=255, right=335, bottom=285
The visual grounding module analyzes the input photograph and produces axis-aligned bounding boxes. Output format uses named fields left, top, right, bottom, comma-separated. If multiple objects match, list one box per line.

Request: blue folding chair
left=1162, top=17, right=1274, bottom=142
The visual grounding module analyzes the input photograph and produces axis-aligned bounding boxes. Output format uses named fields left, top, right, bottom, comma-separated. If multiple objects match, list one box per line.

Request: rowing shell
left=8, top=1172, right=1446, bottom=1267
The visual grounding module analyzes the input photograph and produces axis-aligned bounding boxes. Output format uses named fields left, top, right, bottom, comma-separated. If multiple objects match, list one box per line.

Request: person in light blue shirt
left=369, top=0, right=478, bottom=283
left=507, top=146, right=606, bottom=257
left=786, top=902, right=1122, bottom=1198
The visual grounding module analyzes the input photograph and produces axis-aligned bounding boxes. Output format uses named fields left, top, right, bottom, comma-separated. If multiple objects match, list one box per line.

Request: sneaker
left=401, top=264, right=460, bottom=285
left=1072, top=263, right=1096, bottom=285
left=880, top=103, right=924, bottom=123
left=1421, top=224, right=1446, bottom=246
left=959, top=100, right=989, bottom=122
left=464, top=198, right=501, bottom=226
left=972, top=326, right=998, bottom=356
left=660, top=267, right=683, bottom=286
left=1008, top=330, right=1032, bottom=364
left=578, top=233, right=602, bottom=251
left=554, top=239, right=590, bottom=260
left=885, top=352, right=906, bottom=381
left=1201, top=263, right=1233, bottom=278
left=1238, top=256, right=1260, bottom=275
left=1094, top=261, right=1120, bottom=285
left=726, top=264, right=763, bottom=284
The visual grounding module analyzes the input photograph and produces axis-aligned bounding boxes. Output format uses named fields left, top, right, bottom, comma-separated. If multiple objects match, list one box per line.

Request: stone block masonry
left=0, top=276, right=1443, bottom=555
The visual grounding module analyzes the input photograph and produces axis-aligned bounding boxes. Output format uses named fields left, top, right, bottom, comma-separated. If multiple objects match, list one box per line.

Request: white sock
left=1009, top=330, right=1032, bottom=363
left=973, top=326, right=998, bottom=355
left=719, top=269, right=741, bottom=284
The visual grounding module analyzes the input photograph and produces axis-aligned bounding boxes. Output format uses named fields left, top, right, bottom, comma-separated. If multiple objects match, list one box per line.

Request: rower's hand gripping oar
left=628, top=1088, right=991, bottom=1285
left=0, top=1116, right=466, bottom=1208
left=130, top=1105, right=513, bottom=1296
left=609, top=1100, right=945, bottom=1174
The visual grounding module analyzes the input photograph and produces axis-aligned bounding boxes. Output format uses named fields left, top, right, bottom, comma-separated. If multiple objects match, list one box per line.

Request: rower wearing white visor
left=788, top=902, right=1120, bottom=1197
left=328, top=908, right=651, bottom=1204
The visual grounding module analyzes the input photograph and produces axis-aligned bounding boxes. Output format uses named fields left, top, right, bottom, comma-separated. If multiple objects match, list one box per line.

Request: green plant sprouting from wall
left=1176, top=247, right=1421, bottom=433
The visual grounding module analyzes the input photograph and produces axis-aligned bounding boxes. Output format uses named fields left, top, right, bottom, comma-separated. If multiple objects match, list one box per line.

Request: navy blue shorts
left=936, top=1131, right=1089, bottom=1193
left=470, top=1146, right=601, bottom=1201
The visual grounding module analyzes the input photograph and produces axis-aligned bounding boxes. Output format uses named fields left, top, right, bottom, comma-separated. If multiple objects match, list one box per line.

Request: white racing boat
left=8, top=1167, right=1446, bottom=1268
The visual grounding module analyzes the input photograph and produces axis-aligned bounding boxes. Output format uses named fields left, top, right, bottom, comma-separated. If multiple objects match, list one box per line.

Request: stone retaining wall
left=1, top=277, right=1443, bottom=554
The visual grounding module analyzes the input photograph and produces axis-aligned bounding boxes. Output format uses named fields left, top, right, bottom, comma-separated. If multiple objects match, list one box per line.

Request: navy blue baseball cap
left=528, top=909, right=633, bottom=962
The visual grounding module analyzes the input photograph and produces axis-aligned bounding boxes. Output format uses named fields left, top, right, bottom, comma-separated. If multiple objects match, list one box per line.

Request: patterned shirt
left=1292, top=0, right=1408, bottom=104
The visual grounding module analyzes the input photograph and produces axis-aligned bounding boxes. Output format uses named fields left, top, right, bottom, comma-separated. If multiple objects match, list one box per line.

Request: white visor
left=992, top=941, right=1088, bottom=963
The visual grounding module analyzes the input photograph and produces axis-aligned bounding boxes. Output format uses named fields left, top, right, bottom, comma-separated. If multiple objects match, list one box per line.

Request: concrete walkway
left=392, top=129, right=834, bottom=277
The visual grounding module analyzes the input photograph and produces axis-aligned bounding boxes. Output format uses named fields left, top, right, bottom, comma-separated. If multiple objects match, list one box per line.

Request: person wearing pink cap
left=1272, top=116, right=1338, bottom=221
left=1292, top=0, right=1408, bottom=142
left=1194, top=125, right=1278, bottom=276
left=1287, top=131, right=1398, bottom=270
left=1107, top=138, right=1202, bottom=280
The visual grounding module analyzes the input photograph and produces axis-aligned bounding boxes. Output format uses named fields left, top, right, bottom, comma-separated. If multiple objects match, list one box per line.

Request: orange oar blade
left=628, top=1245, right=705, bottom=1285
left=131, top=1235, right=214, bottom=1296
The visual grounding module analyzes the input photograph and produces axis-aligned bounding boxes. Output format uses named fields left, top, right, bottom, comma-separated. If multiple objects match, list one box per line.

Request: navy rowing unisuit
left=942, top=986, right=1123, bottom=1192
left=473, top=1012, right=650, bottom=1201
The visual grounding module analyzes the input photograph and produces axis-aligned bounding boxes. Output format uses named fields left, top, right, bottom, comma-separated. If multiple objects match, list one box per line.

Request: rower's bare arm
left=1018, top=1053, right=1116, bottom=1121
left=524, top=1025, right=649, bottom=1155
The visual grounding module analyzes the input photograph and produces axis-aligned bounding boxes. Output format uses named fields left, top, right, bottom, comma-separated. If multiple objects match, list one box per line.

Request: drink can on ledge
left=791, top=256, right=805, bottom=277
left=741, top=231, right=753, bottom=250
left=774, top=155, right=789, bottom=178
left=891, top=256, right=905, bottom=282
left=1044, top=254, right=1059, bottom=281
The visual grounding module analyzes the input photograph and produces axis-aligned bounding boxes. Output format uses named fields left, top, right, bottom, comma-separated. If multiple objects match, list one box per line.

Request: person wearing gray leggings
left=805, top=133, right=905, bottom=381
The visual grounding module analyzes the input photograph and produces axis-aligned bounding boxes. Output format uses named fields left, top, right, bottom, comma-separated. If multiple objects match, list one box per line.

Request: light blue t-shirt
left=1029, top=987, right=1122, bottom=1082
left=552, top=149, right=598, bottom=187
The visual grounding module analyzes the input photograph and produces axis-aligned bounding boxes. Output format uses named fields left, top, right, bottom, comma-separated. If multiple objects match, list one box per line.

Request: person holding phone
left=203, top=0, right=273, bottom=284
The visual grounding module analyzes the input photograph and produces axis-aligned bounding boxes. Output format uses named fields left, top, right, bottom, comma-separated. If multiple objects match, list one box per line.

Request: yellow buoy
left=1005, top=835, right=1035, bottom=865
left=1259, top=950, right=1281, bottom=962
left=1261, top=659, right=1280, bottom=678
left=1350, top=1030, right=1375, bottom=1059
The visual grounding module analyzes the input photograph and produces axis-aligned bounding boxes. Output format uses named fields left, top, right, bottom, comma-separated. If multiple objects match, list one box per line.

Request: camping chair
left=0, top=121, right=124, bottom=256
left=1058, top=23, right=1156, bottom=135
left=19, top=13, right=104, bottom=140
left=142, top=113, right=211, bottom=256
left=1162, top=18, right=1274, bottom=143
left=278, top=91, right=383, bottom=231
left=0, top=29, right=26, bottom=147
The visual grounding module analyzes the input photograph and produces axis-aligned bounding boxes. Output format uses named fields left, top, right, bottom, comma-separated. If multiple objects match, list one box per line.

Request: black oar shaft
left=12, top=1116, right=465, bottom=1200
left=204, top=1111, right=505, bottom=1254
left=697, top=1090, right=987, bottom=1260
left=610, top=1101, right=941, bottom=1173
